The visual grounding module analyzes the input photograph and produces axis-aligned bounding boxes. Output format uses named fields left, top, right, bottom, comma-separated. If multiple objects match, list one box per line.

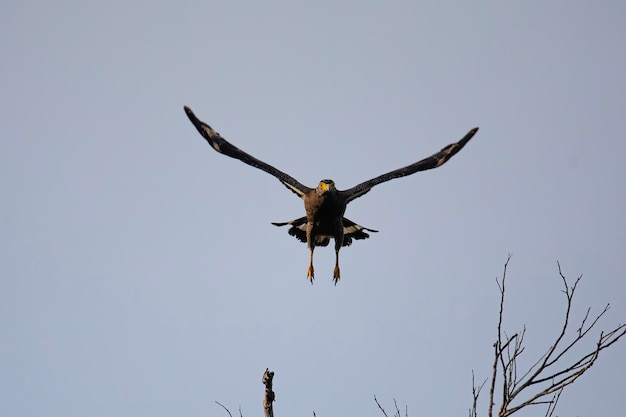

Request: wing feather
left=340, top=127, right=478, bottom=202
left=184, top=106, right=312, bottom=197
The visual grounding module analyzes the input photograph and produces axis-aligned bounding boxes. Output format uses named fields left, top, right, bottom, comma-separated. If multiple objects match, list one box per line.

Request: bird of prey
left=184, top=106, right=478, bottom=284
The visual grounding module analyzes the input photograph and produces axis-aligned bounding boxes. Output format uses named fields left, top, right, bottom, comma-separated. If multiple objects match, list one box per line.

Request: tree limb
left=262, top=368, right=275, bottom=417
left=473, top=256, right=626, bottom=417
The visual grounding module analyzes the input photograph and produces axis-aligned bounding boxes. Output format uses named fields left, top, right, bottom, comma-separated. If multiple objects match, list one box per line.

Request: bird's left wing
left=340, top=127, right=478, bottom=203
left=184, top=106, right=312, bottom=197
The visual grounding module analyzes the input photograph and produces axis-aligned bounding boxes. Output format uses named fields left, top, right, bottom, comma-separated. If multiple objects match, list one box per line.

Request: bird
left=184, top=106, right=478, bottom=284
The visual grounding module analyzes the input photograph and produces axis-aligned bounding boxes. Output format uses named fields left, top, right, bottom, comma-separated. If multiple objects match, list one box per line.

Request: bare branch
left=393, top=398, right=402, bottom=417
left=544, top=389, right=562, bottom=417
left=517, top=266, right=578, bottom=390
left=215, top=401, right=234, bottom=417
left=262, top=368, right=275, bottom=417
left=374, top=396, right=407, bottom=417
left=488, top=341, right=498, bottom=417
left=374, top=395, right=389, bottom=417
left=470, top=370, right=487, bottom=417
left=489, top=254, right=513, bottom=417
left=473, top=257, right=626, bottom=417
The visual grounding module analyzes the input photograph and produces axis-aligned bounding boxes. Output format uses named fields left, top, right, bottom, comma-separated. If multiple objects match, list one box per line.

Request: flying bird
left=184, top=106, right=478, bottom=284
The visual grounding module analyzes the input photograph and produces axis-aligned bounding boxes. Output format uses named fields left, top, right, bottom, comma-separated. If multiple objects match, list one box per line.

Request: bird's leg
left=307, top=246, right=315, bottom=284
left=333, top=240, right=341, bottom=285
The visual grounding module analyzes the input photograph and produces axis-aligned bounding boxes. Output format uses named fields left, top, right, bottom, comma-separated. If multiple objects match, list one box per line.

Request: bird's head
left=317, top=179, right=336, bottom=194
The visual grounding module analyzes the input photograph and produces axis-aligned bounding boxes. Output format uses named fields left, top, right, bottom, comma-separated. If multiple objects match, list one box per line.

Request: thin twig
left=215, top=401, right=233, bottom=417
left=470, top=370, right=487, bottom=417
left=374, top=395, right=389, bottom=417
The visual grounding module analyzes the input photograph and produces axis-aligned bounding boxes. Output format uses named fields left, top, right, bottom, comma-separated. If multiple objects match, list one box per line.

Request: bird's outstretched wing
left=340, top=127, right=478, bottom=203
left=184, top=106, right=313, bottom=197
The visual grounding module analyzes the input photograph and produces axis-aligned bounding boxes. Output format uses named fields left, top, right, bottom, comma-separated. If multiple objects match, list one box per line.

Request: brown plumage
left=184, top=106, right=478, bottom=284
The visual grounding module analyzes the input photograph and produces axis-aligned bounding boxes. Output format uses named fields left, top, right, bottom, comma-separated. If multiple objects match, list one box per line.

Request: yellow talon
left=307, top=265, right=315, bottom=284
left=333, top=265, right=341, bottom=285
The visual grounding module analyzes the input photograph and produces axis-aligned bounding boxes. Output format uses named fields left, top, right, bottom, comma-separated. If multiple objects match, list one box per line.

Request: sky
left=1, top=1, right=625, bottom=416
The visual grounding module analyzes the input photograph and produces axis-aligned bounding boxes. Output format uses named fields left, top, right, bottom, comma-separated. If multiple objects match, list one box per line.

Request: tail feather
left=272, top=217, right=377, bottom=247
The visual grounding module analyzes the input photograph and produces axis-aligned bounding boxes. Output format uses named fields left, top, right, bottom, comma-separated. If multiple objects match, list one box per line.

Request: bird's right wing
left=184, top=106, right=312, bottom=197
left=340, top=127, right=478, bottom=203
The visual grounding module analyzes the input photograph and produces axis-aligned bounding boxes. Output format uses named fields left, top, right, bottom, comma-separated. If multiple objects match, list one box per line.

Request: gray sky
left=2, top=1, right=625, bottom=416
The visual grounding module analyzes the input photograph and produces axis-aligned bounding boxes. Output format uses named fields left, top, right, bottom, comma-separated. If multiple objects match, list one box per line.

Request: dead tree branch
left=374, top=396, right=407, bottom=417
left=263, top=368, right=276, bottom=417
left=471, top=255, right=626, bottom=417
left=215, top=401, right=234, bottom=417
left=470, top=370, right=488, bottom=417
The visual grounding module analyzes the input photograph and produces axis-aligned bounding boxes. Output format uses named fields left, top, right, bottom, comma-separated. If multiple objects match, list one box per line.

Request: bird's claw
left=333, top=266, right=341, bottom=285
